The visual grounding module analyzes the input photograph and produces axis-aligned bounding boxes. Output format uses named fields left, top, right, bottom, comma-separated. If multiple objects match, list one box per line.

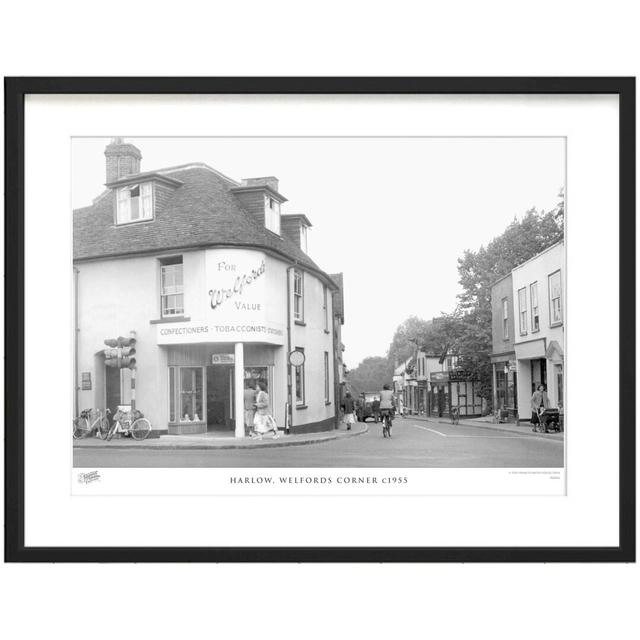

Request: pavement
left=73, top=421, right=369, bottom=450
left=405, top=413, right=564, bottom=441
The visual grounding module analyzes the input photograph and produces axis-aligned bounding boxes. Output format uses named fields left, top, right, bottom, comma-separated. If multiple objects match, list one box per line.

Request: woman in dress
left=252, top=380, right=279, bottom=440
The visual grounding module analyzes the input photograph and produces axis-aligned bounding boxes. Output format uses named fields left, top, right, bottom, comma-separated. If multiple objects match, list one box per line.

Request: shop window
left=502, top=298, right=509, bottom=339
left=530, top=282, right=540, bottom=332
left=160, top=257, right=184, bottom=317
left=293, top=270, right=304, bottom=322
left=295, top=347, right=305, bottom=405
left=549, top=270, right=562, bottom=325
left=116, top=182, right=153, bottom=224
left=518, top=287, right=528, bottom=335
left=168, top=366, right=203, bottom=422
left=556, top=365, right=564, bottom=409
left=324, top=351, right=330, bottom=403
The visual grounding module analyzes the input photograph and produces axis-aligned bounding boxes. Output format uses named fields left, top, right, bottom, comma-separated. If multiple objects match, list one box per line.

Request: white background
left=28, top=95, right=604, bottom=541
left=1, top=2, right=638, bottom=640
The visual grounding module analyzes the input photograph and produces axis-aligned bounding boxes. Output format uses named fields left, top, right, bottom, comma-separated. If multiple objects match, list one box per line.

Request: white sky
left=72, top=137, right=565, bottom=368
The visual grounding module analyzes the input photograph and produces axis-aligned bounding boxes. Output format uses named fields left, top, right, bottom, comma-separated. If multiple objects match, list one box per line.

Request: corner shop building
left=74, top=139, right=344, bottom=437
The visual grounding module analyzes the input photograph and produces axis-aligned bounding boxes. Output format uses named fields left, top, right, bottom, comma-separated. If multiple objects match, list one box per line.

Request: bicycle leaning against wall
left=106, top=406, right=152, bottom=441
left=73, top=408, right=111, bottom=440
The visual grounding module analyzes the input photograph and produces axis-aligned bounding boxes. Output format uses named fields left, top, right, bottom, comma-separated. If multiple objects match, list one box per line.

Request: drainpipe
left=285, top=264, right=295, bottom=434
left=74, top=267, right=80, bottom=417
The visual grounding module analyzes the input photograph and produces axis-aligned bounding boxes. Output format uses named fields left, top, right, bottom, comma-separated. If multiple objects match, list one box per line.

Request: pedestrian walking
left=372, top=397, right=381, bottom=423
left=244, top=379, right=257, bottom=436
left=252, top=380, right=279, bottom=440
left=530, top=383, right=550, bottom=430
left=397, top=395, right=405, bottom=418
left=341, top=392, right=356, bottom=430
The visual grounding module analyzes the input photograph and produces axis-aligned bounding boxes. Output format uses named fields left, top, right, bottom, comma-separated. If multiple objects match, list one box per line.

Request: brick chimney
left=104, top=137, right=142, bottom=184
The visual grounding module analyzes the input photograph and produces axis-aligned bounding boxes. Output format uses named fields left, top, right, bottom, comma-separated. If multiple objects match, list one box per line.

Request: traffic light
left=104, top=347, right=121, bottom=368
left=120, top=344, right=136, bottom=369
left=103, top=336, right=137, bottom=369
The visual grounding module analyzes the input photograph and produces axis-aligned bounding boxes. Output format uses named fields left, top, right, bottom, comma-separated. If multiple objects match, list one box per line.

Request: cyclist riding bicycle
left=379, top=383, right=395, bottom=438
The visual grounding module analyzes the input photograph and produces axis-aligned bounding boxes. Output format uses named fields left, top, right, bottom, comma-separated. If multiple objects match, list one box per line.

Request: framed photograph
left=5, top=77, right=635, bottom=562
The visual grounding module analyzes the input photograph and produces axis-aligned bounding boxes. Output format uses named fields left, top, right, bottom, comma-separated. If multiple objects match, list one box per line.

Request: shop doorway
left=206, top=365, right=234, bottom=432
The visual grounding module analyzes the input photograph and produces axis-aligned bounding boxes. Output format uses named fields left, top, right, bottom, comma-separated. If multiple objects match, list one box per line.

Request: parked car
left=356, top=392, right=381, bottom=422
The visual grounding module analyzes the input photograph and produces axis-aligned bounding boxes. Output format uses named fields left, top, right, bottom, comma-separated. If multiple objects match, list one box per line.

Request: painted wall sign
left=157, top=249, right=285, bottom=346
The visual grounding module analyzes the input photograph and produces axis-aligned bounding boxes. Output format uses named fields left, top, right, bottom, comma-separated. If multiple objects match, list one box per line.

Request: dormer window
left=116, top=182, right=153, bottom=224
left=264, top=195, right=281, bottom=234
left=300, top=225, right=308, bottom=253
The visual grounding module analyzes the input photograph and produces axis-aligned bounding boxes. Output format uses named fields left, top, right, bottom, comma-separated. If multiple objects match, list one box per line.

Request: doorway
left=206, top=365, right=234, bottom=431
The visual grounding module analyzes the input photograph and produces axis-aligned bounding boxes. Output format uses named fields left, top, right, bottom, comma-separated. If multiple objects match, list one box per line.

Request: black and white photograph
left=7, top=78, right=632, bottom=561
left=72, top=136, right=566, bottom=475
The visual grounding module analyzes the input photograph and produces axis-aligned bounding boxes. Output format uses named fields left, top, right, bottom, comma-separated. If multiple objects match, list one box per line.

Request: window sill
left=150, top=316, right=191, bottom=325
left=294, top=320, right=306, bottom=326
left=325, top=401, right=331, bottom=406
left=549, top=321, right=563, bottom=328
left=324, top=329, right=330, bottom=334
left=531, top=328, right=540, bottom=334
left=295, top=404, right=308, bottom=410
left=114, top=217, right=155, bottom=227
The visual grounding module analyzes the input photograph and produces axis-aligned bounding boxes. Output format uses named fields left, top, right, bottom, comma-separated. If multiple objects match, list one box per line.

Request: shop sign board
left=156, top=249, right=286, bottom=345
left=449, top=368, right=472, bottom=382
left=211, top=354, right=234, bottom=364
left=430, top=371, right=449, bottom=383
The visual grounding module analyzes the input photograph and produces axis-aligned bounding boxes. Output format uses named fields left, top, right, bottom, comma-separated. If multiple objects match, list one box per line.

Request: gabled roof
left=73, top=164, right=332, bottom=282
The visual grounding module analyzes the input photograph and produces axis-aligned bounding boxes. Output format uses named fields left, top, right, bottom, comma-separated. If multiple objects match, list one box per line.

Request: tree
left=417, top=200, right=564, bottom=409
left=387, top=316, right=433, bottom=366
left=347, top=356, right=395, bottom=397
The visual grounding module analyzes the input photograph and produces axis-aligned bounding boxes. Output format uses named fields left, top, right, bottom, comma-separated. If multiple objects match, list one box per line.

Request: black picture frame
left=4, top=77, right=635, bottom=563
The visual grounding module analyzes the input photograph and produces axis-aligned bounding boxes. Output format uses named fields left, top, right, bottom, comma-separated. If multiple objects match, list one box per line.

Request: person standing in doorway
left=252, top=380, right=279, bottom=440
left=244, top=379, right=257, bottom=437
left=341, top=392, right=356, bottom=430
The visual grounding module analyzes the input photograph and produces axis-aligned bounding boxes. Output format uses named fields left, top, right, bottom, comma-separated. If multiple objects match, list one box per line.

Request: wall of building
left=511, top=242, right=564, bottom=416
left=290, top=268, right=335, bottom=429
left=75, top=247, right=336, bottom=434
left=491, top=273, right=516, bottom=356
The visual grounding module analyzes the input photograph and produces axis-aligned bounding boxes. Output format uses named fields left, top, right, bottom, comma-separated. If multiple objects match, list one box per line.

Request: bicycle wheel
left=105, top=421, right=117, bottom=441
left=73, top=417, right=90, bottom=439
left=130, top=417, right=151, bottom=440
left=97, top=416, right=111, bottom=440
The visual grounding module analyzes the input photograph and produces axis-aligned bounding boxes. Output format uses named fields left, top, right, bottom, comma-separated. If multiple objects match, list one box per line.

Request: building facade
left=489, top=272, right=518, bottom=420
left=74, top=139, right=344, bottom=437
left=511, top=241, right=564, bottom=419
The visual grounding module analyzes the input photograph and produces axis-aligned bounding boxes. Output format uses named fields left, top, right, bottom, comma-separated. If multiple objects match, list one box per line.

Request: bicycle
left=381, top=409, right=393, bottom=438
left=450, top=406, right=460, bottom=425
left=73, top=408, right=110, bottom=440
left=106, top=406, right=152, bottom=441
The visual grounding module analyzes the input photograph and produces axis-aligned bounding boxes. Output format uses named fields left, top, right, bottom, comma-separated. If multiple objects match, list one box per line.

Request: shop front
left=491, top=356, right=518, bottom=421
left=166, top=346, right=279, bottom=435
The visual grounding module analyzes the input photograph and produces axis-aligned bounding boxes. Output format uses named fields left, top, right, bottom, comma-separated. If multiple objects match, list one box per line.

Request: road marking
left=410, top=423, right=563, bottom=441
left=413, top=425, right=448, bottom=437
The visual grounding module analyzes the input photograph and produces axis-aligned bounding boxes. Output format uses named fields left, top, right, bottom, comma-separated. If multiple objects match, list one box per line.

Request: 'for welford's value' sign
left=156, top=249, right=286, bottom=345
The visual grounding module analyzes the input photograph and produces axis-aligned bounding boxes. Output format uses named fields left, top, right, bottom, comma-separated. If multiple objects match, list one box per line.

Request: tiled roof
left=73, top=165, right=329, bottom=279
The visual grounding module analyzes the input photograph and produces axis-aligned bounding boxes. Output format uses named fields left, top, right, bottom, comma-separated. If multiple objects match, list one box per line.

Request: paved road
left=74, top=419, right=564, bottom=468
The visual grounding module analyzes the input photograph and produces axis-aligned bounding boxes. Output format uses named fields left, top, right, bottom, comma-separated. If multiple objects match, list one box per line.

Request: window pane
left=130, top=196, right=140, bottom=220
